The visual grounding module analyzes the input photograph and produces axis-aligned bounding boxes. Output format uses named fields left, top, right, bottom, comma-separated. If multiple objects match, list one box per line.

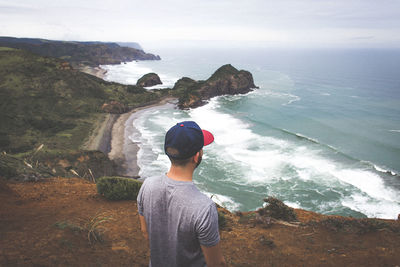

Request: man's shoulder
left=142, top=175, right=163, bottom=185
left=139, top=175, right=165, bottom=193
left=186, top=188, right=216, bottom=210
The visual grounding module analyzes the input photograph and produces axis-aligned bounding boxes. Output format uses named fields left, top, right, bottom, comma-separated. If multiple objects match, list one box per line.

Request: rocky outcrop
left=173, top=64, right=258, bottom=109
left=136, top=73, right=162, bottom=87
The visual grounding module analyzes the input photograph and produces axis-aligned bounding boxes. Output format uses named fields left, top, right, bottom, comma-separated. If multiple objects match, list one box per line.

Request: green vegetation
left=310, top=217, right=400, bottom=234
left=0, top=48, right=163, bottom=152
left=206, top=64, right=241, bottom=82
left=258, top=197, right=298, bottom=222
left=0, top=149, right=116, bottom=181
left=83, top=211, right=114, bottom=244
left=218, top=210, right=227, bottom=229
left=171, top=77, right=203, bottom=108
left=0, top=37, right=160, bottom=66
left=170, top=64, right=256, bottom=109
left=136, top=72, right=162, bottom=87
left=0, top=47, right=168, bottom=180
left=96, top=176, right=142, bottom=200
left=54, top=211, right=113, bottom=244
left=0, top=47, right=15, bottom=52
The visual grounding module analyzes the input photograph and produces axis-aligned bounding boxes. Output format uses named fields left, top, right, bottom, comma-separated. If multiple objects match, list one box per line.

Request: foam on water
left=116, top=49, right=400, bottom=219
left=127, top=94, right=400, bottom=219
left=341, top=193, right=400, bottom=219
left=101, top=61, right=178, bottom=88
left=203, top=192, right=241, bottom=211
left=191, top=98, right=399, bottom=218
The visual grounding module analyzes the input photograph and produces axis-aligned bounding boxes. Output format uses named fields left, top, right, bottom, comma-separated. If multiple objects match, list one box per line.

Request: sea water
left=102, top=47, right=400, bottom=219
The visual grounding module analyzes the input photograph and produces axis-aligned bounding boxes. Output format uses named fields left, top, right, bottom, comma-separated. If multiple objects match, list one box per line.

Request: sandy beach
left=107, top=97, right=177, bottom=177
left=78, top=65, right=176, bottom=177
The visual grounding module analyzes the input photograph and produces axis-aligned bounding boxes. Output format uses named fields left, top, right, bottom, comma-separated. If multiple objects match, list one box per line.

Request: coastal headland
left=1, top=39, right=400, bottom=266
left=82, top=63, right=258, bottom=178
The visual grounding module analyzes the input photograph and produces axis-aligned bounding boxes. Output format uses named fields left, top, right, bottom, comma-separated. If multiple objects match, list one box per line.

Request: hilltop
left=1, top=177, right=399, bottom=266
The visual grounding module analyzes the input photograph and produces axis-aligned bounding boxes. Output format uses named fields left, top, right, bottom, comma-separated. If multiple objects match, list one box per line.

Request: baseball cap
left=164, top=121, right=214, bottom=159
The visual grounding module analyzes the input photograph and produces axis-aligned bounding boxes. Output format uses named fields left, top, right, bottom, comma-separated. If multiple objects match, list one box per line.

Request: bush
left=258, top=197, right=298, bottom=222
left=96, top=176, right=142, bottom=200
left=218, top=211, right=227, bottom=229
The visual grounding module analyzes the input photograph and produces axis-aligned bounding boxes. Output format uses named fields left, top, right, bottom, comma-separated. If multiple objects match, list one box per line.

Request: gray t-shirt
left=137, top=174, right=220, bottom=267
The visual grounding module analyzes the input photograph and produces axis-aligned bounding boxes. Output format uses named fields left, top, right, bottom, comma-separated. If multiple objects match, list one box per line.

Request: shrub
left=218, top=211, right=227, bottom=229
left=258, top=197, right=298, bottom=222
left=97, top=176, right=142, bottom=200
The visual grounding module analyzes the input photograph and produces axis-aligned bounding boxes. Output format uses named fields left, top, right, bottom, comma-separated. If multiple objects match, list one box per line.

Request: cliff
left=1, top=177, right=399, bottom=266
left=0, top=37, right=160, bottom=67
left=117, top=42, right=143, bottom=50
left=172, top=64, right=257, bottom=109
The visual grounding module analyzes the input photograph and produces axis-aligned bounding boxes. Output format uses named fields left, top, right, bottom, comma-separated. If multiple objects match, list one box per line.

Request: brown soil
left=1, top=178, right=400, bottom=266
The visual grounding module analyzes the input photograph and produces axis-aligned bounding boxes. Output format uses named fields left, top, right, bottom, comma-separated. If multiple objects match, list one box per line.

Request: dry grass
left=81, top=211, right=114, bottom=244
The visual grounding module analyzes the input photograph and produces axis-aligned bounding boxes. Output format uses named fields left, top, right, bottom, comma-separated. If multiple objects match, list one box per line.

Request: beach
left=101, top=97, right=176, bottom=177
left=79, top=64, right=175, bottom=177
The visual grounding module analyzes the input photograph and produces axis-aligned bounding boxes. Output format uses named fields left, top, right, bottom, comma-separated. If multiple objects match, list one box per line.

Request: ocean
left=101, top=46, right=400, bottom=219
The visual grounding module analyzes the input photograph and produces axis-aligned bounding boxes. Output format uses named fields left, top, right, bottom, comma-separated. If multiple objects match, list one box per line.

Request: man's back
left=137, top=175, right=220, bottom=267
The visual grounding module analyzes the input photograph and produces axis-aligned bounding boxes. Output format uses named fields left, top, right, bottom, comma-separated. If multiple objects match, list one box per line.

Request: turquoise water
left=102, top=47, right=400, bottom=219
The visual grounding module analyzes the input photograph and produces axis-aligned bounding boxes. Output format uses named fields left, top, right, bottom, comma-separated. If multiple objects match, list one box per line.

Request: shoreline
left=107, top=97, right=177, bottom=177
left=78, top=65, right=175, bottom=178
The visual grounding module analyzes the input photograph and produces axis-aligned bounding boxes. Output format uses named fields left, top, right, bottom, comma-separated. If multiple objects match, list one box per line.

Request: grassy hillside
left=0, top=47, right=165, bottom=152
left=0, top=47, right=167, bottom=180
left=0, top=37, right=160, bottom=66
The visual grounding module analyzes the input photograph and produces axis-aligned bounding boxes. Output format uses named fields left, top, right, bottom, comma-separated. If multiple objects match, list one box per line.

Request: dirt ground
left=1, top=177, right=399, bottom=267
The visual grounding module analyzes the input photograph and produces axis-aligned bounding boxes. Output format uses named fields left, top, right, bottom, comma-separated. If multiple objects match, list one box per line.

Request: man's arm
left=139, top=214, right=148, bottom=241
left=201, top=243, right=226, bottom=267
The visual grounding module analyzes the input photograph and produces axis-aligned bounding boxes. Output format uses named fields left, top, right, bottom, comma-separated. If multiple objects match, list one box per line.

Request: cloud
left=0, top=0, right=399, bottom=48
left=350, top=36, right=375, bottom=40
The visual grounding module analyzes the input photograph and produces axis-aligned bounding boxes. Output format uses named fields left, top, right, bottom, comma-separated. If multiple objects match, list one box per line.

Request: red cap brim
left=202, top=129, right=214, bottom=146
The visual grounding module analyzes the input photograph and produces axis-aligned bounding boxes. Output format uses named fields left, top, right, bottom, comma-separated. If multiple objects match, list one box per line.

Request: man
left=137, top=121, right=226, bottom=267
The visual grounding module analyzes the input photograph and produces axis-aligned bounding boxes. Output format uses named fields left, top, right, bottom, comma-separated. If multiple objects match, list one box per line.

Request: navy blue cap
left=164, top=121, right=214, bottom=159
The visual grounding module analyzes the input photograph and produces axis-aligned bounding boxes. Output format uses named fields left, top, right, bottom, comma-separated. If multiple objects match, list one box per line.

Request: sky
left=1, top=0, right=400, bottom=49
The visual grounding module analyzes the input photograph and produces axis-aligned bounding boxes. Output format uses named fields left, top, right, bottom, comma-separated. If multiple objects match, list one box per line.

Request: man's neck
left=166, top=165, right=194, bottom=182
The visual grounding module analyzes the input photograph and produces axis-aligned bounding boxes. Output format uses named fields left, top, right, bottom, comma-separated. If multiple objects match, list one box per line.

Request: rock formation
left=173, top=64, right=258, bottom=109
left=136, top=73, right=162, bottom=87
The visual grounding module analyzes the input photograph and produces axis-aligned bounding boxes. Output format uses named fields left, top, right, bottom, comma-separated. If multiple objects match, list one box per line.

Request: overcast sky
left=1, top=0, right=400, bottom=48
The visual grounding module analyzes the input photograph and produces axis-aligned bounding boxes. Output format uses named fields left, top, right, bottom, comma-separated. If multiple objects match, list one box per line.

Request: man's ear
left=193, top=151, right=201, bottom=164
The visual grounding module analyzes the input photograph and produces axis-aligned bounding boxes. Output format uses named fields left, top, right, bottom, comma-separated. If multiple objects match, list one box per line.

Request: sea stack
left=136, top=73, right=163, bottom=87
left=173, top=64, right=258, bottom=109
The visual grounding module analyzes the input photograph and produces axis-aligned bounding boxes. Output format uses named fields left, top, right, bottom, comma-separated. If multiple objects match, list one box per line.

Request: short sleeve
left=196, top=202, right=220, bottom=247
